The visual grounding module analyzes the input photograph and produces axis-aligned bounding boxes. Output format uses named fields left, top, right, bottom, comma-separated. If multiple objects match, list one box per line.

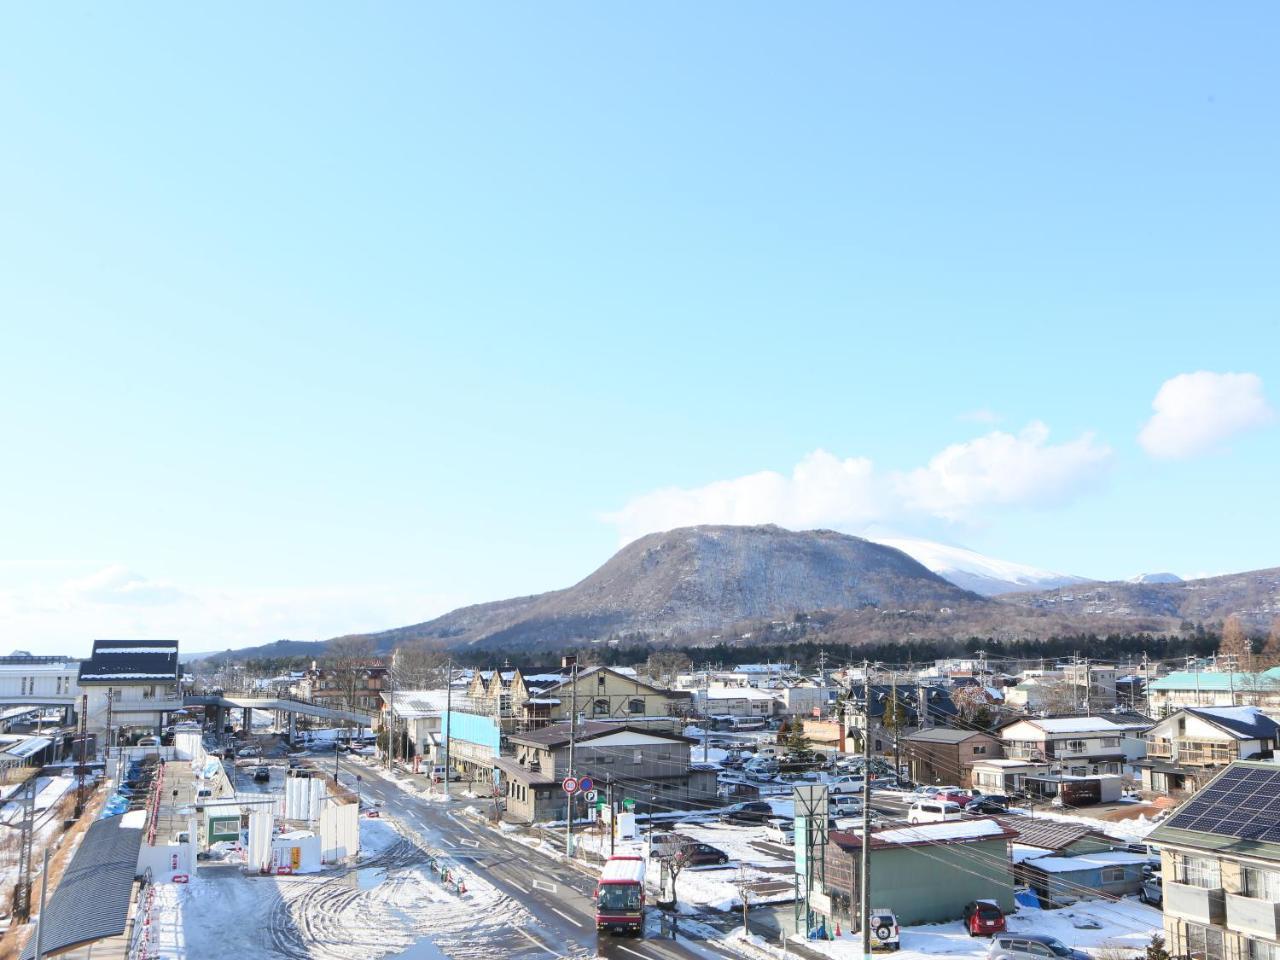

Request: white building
left=698, top=685, right=777, bottom=718
left=999, top=715, right=1150, bottom=776
left=78, top=640, right=182, bottom=744
left=0, top=656, right=81, bottom=707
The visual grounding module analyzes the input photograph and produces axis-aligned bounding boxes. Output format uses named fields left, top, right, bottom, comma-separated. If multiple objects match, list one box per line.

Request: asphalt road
left=346, top=763, right=757, bottom=960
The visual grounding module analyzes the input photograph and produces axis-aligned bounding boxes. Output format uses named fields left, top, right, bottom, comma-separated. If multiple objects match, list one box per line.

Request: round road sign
left=562, top=776, right=579, bottom=794
left=585, top=789, right=598, bottom=803
left=578, top=776, right=594, bottom=794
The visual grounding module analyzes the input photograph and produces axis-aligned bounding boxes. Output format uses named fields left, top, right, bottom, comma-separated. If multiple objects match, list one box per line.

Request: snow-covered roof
left=704, top=687, right=777, bottom=701
left=390, top=690, right=450, bottom=718
left=1016, top=716, right=1148, bottom=734
left=1184, top=706, right=1280, bottom=740
left=975, top=758, right=1048, bottom=768
left=1023, top=851, right=1151, bottom=873
left=871, top=818, right=1013, bottom=845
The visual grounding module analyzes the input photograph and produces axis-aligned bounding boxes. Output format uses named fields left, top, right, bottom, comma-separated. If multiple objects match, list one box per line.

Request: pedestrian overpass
left=184, top=694, right=377, bottom=730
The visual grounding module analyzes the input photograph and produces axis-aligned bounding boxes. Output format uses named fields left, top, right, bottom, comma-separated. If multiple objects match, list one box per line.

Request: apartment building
left=1137, top=706, right=1280, bottom=795
left=296, top=658, right=387, bottom=713
left=1149, top=668, right=1280, bottom=715
left=1150, top=761, right=1280, bottom=960
left=997, top=715, right=1150, bottom=776
left=78, top=639, right=182, bottom=742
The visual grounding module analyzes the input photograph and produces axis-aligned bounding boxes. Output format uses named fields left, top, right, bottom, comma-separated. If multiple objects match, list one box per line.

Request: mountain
left=870, top=536, right=1092, bottom=597
left=361, top=525, right=981, bottom=650
left=1129, top=572, right=1184, bottom=585
left=1006, top=567, right=1280, bottom=629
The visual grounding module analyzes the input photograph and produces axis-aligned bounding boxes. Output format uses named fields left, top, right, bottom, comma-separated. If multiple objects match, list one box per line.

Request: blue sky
left=1, top=5, right=1276, bottom=653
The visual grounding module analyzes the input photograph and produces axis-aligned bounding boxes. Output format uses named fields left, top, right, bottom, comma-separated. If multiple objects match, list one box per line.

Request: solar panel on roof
left=1165, top=765, right=1280, bottom=838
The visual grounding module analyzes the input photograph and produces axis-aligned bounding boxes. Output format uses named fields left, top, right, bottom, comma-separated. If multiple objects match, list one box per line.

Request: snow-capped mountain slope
left=1129, top=572, right=1184, bottom=585
left=871, top=536, right=1093, bottom=596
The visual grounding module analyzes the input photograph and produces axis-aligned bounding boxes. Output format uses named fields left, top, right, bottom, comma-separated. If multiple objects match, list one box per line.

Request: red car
left=936, top=790, right=975, bottom=807
left=963, top=900, right=1006, bottom=936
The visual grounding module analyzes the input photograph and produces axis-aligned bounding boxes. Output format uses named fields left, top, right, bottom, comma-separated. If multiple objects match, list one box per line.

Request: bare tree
left=644, top=650, right=692, bottom=689
left=1219, top=615, right=1253, bottom=672
left=1039, top=680, right=1081, bottom=715
left=391, top=643, right=448, bottom=689
left=1260, top=618, right=1280, bottom=670
left=323, top=636, right=377, bottom=711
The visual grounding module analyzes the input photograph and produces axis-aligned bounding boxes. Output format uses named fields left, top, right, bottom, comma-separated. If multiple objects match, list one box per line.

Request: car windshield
left=977, top=905, right=1002, bottom=919
left=1044, top=938, right=1071, bottom=956
left=598, top=884, right=641, bottom=912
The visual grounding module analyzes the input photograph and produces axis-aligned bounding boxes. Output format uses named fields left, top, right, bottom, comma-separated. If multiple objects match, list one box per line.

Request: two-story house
left=296, top=659, right=387, bottom=713
left=997, top=715, right=1150, bottom=776
left=78, top=639, right=181, bottom=744
left=1150, top=760, right=1280, bottom=960
left=1149, top=668, right=1280, bottom=715
left=903, top=728, right=1004, bottom=788
left=495, top=721, right=715, bottom=823
left=519, top=667, right=682, bottom=729
left=1137, top=706, right=1280, bottom=796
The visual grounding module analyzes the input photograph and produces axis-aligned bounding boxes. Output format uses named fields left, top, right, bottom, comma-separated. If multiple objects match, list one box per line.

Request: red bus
left=595, top=855, right=646, bottom=936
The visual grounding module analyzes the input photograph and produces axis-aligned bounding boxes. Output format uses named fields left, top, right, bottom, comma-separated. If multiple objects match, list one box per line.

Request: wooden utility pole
left=860, top=660, right=872, bottom=959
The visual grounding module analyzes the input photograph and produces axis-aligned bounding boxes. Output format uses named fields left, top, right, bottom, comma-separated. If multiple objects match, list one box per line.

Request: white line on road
left=516, top=927, right=562, bottom=957
left=615, top=946, right=649, bottom=959
left=460, top=838, right=480, bottom=847
left=550, top=906, right=582, bottom=927
left=532, top=879, right=557, bottom=893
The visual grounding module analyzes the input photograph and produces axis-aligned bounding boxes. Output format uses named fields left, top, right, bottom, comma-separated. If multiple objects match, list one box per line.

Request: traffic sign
left=578, top=776, right=594, bottom=794
left=585, top=789, right=598, bottom=803
left=562, top=776, right=579, bottom=794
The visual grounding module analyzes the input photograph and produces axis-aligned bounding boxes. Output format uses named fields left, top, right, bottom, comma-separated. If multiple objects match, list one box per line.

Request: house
left=495, top=721, right=715, bottom=823
left=903, top=727, right=1003, bottom=788
left=822, top=818, right=1018, bottom=927
left=382, top=689, right=450, bottom=763
left=1061, top=663, right=1120, bottom=709
left=1148, top=668, right=1280, bottom=714
left=971, top=758, right=1052, bottom=796
left=1021, top=850, right=1153, bottom=905
left=773, top=684, right=837, bottom=717
left=1149, top=760, right=1280, bottom=960
left=997, top=715, right=1150, bottom=776
left=1000, top=816, right=1121, bottom=865
left=522, top=666, right=683, bottom=727
left=844, top=683, right=959, bottom=755
left=78, top=639, right=181, bottom=742
left=296, top=658, right=387, bottom=713
left=1137, top=706, right=1280, bottom=796
left=698, top=685, right=777, bottom=719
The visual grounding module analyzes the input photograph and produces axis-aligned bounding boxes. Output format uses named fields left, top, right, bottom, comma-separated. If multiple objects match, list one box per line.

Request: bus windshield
left=598, top=884, right=641, bottom=913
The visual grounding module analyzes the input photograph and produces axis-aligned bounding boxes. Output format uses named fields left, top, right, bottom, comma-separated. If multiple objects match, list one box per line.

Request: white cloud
left=605, top=423, right=1112, bottom=543
left=957, top=408, right=1002, bottom=424
left=1138, top=371, right=1273, bottom=459
left=898, top=422, right=1112, bottom=521
left=0, top=567, right=463, bottom=656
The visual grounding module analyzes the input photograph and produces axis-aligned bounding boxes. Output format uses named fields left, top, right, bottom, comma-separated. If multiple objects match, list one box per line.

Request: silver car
left=988, top=934, right=1089, bottom=960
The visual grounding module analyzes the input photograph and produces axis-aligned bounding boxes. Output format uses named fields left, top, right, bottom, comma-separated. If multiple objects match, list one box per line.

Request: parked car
left=830, top=795, right=863, bottom=817
left=963, top=900, right=1007, bottom=937
left=988, top=934, right=1089, bottom=960
left=764, top=818, right=795, bottom=846
left=1139, top=872, right=1163, bottom=907
left=721, top=801, right=775, bottom=825
left=965, top=798, right=1009, bottom=815
left=907, top=800, right=964, bottom=824
left=253, top=766, right=270, bottom=783
left=238, top=746, right=260, bottom=758
left=744, top=758, right=780, bottom=780
left=935, top=790, right=976, bottom=806
left=678, top=842, right=729, bottom=866
left=866, top=908, right=901, bottom=951
left=137, top=736, right=161, bottom=747
left=827, top=775, right=866, bottom=795
left=911, top=784, right=960, bottom=799
left=648, top=832, right=686, bottom=859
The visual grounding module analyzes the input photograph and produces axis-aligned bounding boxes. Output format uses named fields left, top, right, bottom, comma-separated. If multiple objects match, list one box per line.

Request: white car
left=827, top=775, right=866, bottom=795
left=764, top=818, right=795, bottom=846
left=866, top=908, right=901, bottom=951
left=830, top=795, right=863, bottom=817
left=907, top=800, right=964, bottom=824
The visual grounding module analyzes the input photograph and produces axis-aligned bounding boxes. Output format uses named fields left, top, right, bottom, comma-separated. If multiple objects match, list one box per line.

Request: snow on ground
left=141, top=813, right=532, bottom=960
left=793, top=900, right=1162, bottom=959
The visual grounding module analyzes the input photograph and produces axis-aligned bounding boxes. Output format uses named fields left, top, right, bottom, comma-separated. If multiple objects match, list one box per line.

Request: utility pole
left=607, top=774, right=615, bottom=856
left=33, top=847, right=50, bottom=960
left=890, top=670, right=900, bottom=782
left=860, top=661, right=872, bottom=960
left=14, top=779, right=36, bottom=920
left=443, top=657, right=453, bottom=797
left=74, top=694, right=88, bottom=817
left=105, top=687, right=113, bottom=762
left=566, top=655, right=579, bottom=856
left=1083, top=657, right=1092, bottom=716
left=1142, top=653, right=1152, bottom=717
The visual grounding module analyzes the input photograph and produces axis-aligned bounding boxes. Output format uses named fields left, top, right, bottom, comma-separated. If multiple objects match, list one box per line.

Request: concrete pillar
left=243, top=707, right=251, bottom=732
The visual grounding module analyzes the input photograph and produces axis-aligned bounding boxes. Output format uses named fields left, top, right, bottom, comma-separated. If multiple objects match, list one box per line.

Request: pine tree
left=1218, top=615, right=1253, bottom=672
left=1145, top=933, right=1170, bottom=960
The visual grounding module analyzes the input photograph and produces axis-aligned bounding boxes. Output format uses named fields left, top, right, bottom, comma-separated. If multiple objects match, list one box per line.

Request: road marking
left=505, top=876, right=530, bottom=893
left=516, top=927, right=562, bottom=957
left=550, top=906, right=582, bottom=927
left=460, top=838, right=480, bottom=847
left=615, top=946, right=649, bottom=959
left=532, top=879, right=557, bottom=893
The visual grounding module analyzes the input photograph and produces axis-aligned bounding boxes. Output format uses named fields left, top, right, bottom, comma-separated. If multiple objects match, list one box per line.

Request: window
left=973, top=744, right=987, bottom=755
left=633, top=750, right=642, bottom=765
left=629, top=698, right=645, bottom=715
left=1184, top=923, right=1224, bottom=960
left=593, top=698, right=610, bottom=716
left=1101, top=867, right=1127, bottom=883
left=1100, top=737, right=1120, bottom=747
left=1173, top=854, right=1221, bottom=889
left=597, top=674, right=606, bottom=688
left=1247, top=939, right=1280, bottom=960
left=1242, top=866, right=1280, bottom=901
left=1065, top=739, right=1087, bottom=753
left=1028, top=946, right=1055, bottom=958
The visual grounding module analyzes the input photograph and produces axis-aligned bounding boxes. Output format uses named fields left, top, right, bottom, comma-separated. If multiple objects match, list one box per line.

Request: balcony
left=1165, top=882, right=1226, bottom=926
left=1226, top=894, right=1280, bottom=940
